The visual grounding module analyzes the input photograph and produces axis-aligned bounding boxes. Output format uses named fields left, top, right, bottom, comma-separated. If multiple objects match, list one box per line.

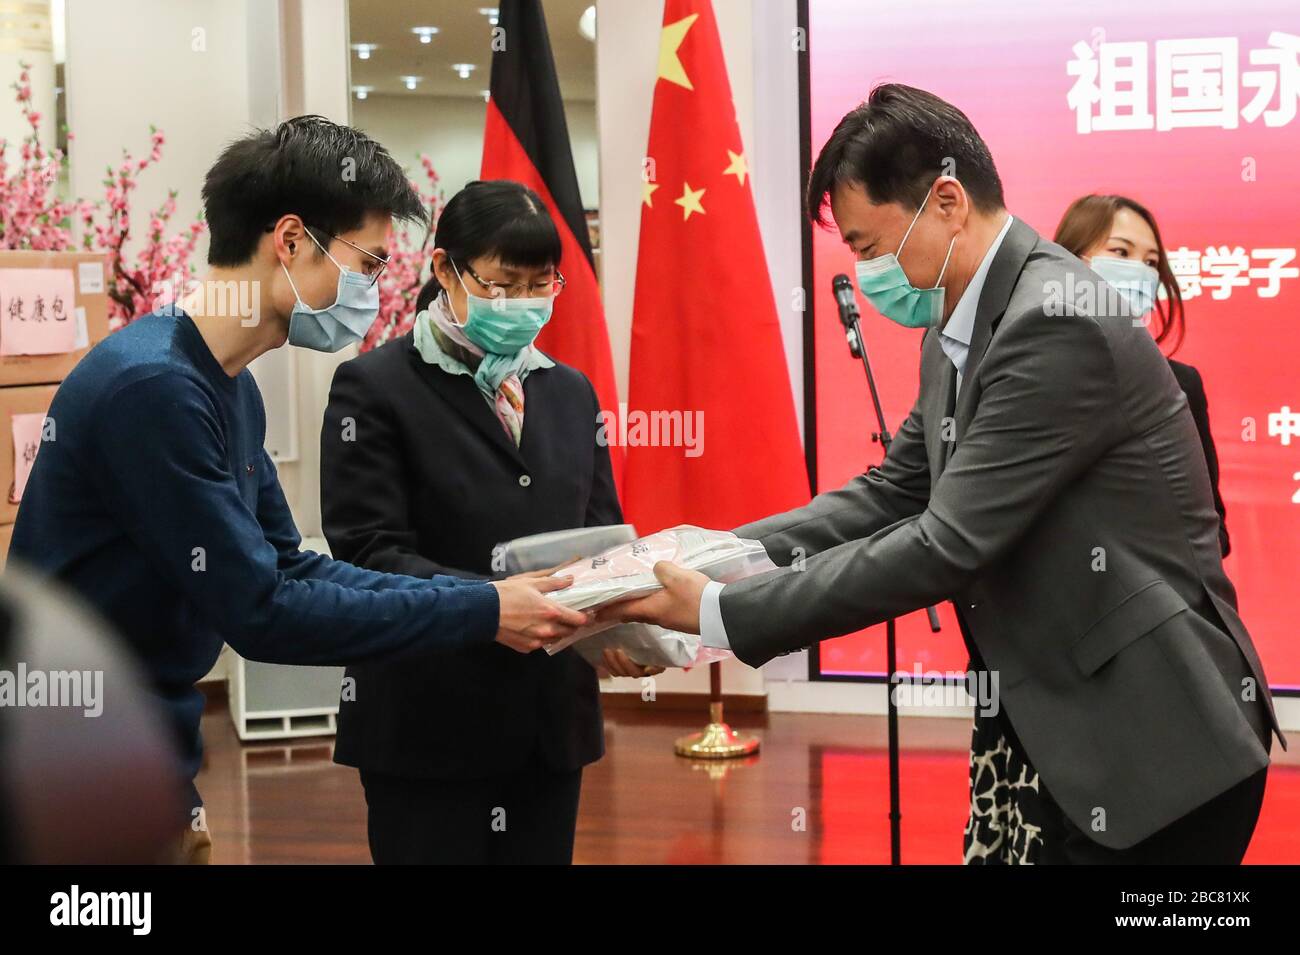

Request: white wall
left=64, top=0, right=253, bottom=266
left=0, top=0, right=57, bottom=153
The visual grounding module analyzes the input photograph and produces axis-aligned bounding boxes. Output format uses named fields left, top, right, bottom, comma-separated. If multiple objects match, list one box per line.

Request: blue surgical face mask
left=281, top=230, right=380, bottom=352
left=451, top=266, right=552, bottom=355
left=854, top=188, right=957, bottom=329
left=1089, top=255, right=1159, bottom=321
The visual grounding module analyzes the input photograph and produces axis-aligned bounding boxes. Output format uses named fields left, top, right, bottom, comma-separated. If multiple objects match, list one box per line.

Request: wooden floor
left=195, top=695, right=1300, bottom=864
left=196, top=695, right=964, bottom=864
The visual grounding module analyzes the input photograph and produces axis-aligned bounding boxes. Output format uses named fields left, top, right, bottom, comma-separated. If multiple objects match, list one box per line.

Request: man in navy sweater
left=8, top=116, right=586, bottom=862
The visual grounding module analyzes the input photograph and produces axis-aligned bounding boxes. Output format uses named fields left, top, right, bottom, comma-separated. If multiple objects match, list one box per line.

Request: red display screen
left=806, top=0, right=1300, bottom=687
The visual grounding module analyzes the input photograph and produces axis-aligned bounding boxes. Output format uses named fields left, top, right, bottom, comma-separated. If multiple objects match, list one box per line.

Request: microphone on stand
left=831, top=273, right=944, bottom=635
left=829, top=272, right=951, bottom=865
left=832, top=273, right=863, bottom=358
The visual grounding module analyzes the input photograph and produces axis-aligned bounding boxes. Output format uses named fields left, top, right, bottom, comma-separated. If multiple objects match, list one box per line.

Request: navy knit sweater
left=10, top=310, right=500, bottom=811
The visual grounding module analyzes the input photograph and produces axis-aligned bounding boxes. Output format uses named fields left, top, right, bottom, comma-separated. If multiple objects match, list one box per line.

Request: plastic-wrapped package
left=567, top=624, right=733, bottom=670
left=544, top=525, right=774, bottom=611
left=540, top=525, right=779, bottom=666
left=492, top=525, right=637, bottom=576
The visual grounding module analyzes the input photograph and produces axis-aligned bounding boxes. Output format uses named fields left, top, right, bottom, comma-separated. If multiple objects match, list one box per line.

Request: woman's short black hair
left=807, top=84, right=1005, bottom=226
left=201, top=115, right=427, bottom=266
left=414, top=276, right=442, bottom=315
left=435, top=179, right=562, bottom=274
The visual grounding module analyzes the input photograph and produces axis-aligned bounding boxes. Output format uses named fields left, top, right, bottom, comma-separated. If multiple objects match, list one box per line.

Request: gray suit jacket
left=725, top=218, right=1285, bottom=850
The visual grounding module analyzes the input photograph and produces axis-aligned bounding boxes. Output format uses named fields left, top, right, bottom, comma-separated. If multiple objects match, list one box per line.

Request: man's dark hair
left=201, top=115, right=427, bottom=266
left=434, top=179, right=562, bottom=277
left=807, top=84, right=1005, bottom=226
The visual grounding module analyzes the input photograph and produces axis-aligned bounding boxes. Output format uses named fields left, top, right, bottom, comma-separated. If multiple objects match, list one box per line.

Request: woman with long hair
left=1054, top=194, right=1228, bottom=555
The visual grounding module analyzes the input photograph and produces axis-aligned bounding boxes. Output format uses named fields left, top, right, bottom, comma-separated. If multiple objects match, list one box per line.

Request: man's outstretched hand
left=491, top=576, right=589, bottom=653
left=596, top=561, right=709, bottom=635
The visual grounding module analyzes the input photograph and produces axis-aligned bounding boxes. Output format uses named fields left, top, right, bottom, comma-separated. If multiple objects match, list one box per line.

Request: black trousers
left=1036, top=763, right=1268, bottom=865
left=360, top=764, right=584, bottom=865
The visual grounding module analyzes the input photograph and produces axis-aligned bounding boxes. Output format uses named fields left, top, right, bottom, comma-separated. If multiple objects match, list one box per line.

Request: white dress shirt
left=699, top=215, right=1015, bottom=651
left=937, top=214, right=1014, bottom=395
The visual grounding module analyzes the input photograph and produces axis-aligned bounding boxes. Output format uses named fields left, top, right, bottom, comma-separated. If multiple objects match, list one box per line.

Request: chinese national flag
left=480, top=0, right=623, bottom=489
left=624, top=0, right=808, bottom=532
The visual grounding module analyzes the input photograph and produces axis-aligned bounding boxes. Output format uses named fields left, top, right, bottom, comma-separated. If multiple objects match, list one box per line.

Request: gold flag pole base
left=674, top=700, right=760, bottom=759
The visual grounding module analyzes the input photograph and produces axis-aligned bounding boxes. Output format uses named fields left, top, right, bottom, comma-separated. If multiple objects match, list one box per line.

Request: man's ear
left=271, top=215, right=309, bottom=264
left=933, top=176, right=968, bottom=224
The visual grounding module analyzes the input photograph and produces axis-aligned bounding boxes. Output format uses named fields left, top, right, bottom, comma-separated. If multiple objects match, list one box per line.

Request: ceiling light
left=578, top=6, right=595, bottom=42
left=352, top=43, right=377, bottom=60
left=452, top=63, right=477, bottom=80
left=400, top=75, right=422, bottom=91
left=478, top=8, right=499, bottom=26
left=352, top=86, right=373, bottom=100
left=411, top=26, right=439, bottom=44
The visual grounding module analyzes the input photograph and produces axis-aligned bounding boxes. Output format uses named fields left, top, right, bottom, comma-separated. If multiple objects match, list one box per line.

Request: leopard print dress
left=962, top=709, right=1049, bottom=864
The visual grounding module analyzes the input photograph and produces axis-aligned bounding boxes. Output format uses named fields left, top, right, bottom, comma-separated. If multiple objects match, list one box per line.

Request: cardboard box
left=0, top=383, right=59, bottom=524
left=0, top=251, right=111, bottom=387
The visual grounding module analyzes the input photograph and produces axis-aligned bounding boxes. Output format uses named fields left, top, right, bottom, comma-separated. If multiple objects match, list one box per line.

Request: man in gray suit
left=609, top=84, right=1284, bottom=863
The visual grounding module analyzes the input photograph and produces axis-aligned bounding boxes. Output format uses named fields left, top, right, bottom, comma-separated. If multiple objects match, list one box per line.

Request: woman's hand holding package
left=593, top=647, right=667, bottom=679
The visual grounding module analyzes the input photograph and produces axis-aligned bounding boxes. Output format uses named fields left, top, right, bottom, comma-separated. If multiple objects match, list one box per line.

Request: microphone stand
left=833, top=275, right=942, bottom=866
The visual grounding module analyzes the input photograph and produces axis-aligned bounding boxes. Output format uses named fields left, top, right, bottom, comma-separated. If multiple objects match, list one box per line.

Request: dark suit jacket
left=320, top=332, right=620, bottom=780
left=1169, top=359, right=1230, bottom=557
left=725, top=218, right=1284, bottom=850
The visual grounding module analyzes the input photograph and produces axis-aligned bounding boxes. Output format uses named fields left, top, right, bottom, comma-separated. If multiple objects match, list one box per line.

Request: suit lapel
left=952, top=217, right=1039, bottom=434
left=939, top=361, right=957, bottom=473
left=920, top=331, right=957, bottom=483
left=406, top=338, right=526, bottom=467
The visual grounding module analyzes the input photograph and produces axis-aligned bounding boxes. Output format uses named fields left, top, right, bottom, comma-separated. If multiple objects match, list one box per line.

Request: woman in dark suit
left=319, top=180, right=651, bottom=864
left=1055, top=194, right=1230, bottom=556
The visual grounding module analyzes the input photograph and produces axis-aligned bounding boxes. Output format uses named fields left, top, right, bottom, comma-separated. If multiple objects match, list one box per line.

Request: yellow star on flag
left=723, top=149, right=748, bottom=186
left=658, top=14, right=699, bottom=90
left=643, top=179, right=660, bottom=208
left=675, top=182, right=706, bottom=220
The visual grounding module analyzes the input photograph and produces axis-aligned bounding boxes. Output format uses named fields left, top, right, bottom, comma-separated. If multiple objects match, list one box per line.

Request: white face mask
left=280, top=229, right=379, bottom=352
left=1089, top=255, right=1160, bottom=321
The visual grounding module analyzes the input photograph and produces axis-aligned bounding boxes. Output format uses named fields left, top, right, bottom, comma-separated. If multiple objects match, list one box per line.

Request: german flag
left=481, top=0, right=622, bottom=490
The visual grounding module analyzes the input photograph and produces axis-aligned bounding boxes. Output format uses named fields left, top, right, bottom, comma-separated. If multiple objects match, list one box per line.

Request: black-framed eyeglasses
left=462, top=261, right=566, bottom=299
left=321, top=230, right=391, bottom=288
left=269, top=222, right=391, bottom=288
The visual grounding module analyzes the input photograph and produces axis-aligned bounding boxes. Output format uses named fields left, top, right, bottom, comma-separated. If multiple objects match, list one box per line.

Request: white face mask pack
left=540, top=526, right=771, bottom=614
left=494, top=525, right=779, bottom=669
